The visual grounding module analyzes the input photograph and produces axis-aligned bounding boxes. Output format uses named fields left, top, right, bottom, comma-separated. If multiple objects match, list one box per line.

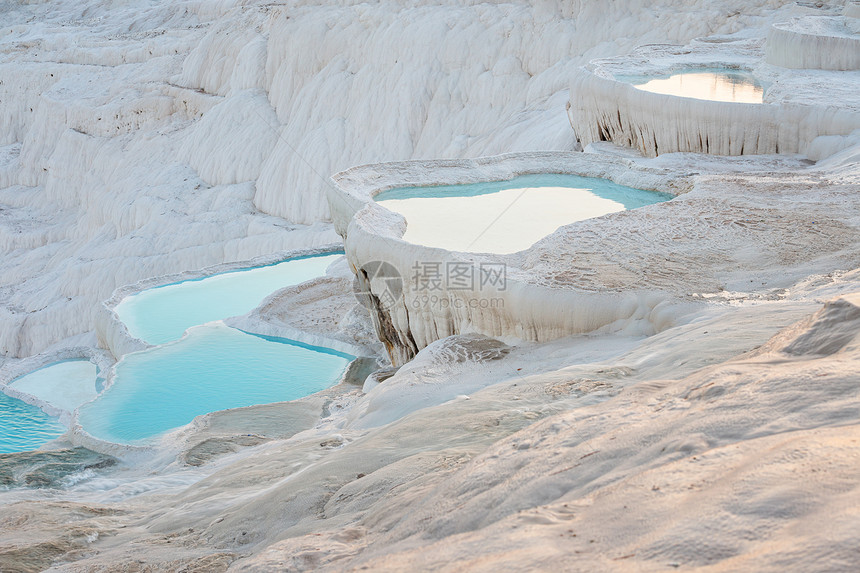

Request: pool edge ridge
left=0, top=347, right=115, bottom=427
left=223, top=315, right=378, bottom=361
left=95, top=244, right=347, bottom=361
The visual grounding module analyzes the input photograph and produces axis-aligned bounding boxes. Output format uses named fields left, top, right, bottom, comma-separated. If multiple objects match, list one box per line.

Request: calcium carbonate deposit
left=0, top=0, right=859, bottom=571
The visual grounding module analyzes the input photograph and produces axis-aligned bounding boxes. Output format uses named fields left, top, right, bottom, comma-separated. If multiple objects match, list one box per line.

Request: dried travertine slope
left=1, top=277, right=858, bottom=572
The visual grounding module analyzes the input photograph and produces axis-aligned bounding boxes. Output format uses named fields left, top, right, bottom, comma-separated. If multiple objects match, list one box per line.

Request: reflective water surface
left=618, top=69, right=765, bottom=104
left=375, top=174, right=671, bottom=254
left=0, top=392, right=65, bottom=454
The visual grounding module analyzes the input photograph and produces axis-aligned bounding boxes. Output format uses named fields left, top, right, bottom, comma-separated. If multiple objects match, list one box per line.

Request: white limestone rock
left=766, top=15, right=860, bottom=70
left=0, top=0, right=809, bottom=359
left=568, top=41, right=860, bottom=157
left=179, top=89, right=279, bottom=186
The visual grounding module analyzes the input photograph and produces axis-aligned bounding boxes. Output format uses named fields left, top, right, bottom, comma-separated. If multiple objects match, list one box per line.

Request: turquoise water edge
left=375, top=173, right=671, bottom=206
left=0, top=392, right=66, bottom=453
left=116, top=253, right=342, bottom=345
left=78, top=325, right=352, bottom=443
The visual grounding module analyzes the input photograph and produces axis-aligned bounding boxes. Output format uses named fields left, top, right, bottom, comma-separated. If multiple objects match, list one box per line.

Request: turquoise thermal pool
left=374, top=174, right=671, bottom=254
left=0, top=359, right=102, bottom=454
left=616, top=68, right=765, bottom=104
left=1, top=252, right=355, bottom=450
left=115, top=253, right=342, bottom=345
left=77, top=324, right=353, bottom=443
left=0, top=392, right=65, bottom=454
left=77, top=252, right=354, bottom=444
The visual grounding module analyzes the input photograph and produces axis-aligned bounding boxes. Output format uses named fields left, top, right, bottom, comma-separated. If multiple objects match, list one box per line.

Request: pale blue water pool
left=115, top=253, right=342, bottom=345
left=0, top=359, right=103, bottom=454
left=0, top=392, right=65, bottom=453
left=375, top=174, right=671, bottom=254
left=375, top=174, right=669, bottom=205
left=10, top=359, right=103, bottom=413
left=77, top=324, right=353, bottom=443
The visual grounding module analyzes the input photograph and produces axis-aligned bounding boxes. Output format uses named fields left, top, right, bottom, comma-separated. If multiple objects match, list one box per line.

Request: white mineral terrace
left=329, top=149, right=855, bottom=366
left=766, top=14, right=860, bottom=70
left=0, top=246, right=373, bottom=458
left=568, top=39, right=860, bottom=156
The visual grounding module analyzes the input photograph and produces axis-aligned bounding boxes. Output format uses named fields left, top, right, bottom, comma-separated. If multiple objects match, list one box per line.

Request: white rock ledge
left=330, top=149, right=858, bottom=367
left=329, top=151, right=700, bottom=366
left=568, top=41, right=860, bottom=157
left=766, top=16, right=860, bottom=70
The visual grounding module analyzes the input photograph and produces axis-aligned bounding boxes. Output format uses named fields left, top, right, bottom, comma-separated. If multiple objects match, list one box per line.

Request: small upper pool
left=616, top=68, right=765, bottom=104
left=115, top=253, right=342, bottom=345
left=0, top=392, right=65, bottom=454
left=374, top=174, right=671, bottom=254
left=77, top=324, right=353, bottom=444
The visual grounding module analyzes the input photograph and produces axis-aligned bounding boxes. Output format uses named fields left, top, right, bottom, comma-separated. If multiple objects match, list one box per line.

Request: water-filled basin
left=374, top=174, right=671, bottom=254
left=616, top=68, right=765, bottom=103
left=0, top=359, right=103, bottom=454
left=0, top=392, right=65, bottom=454
left=77, top=324, right=353, bottom=443
left=115, top=253, right=341, bottom=345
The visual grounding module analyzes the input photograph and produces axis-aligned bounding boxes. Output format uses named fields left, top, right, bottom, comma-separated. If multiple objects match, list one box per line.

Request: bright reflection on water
left=115, top=253, right=342, bottom=345
left=0, top=392, right=65, bottom=453
left=77, top=324, right=353, bottom=443
left=374, top=174, right=671, bottom=254
left=618, top=68, right=765, bottom=104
